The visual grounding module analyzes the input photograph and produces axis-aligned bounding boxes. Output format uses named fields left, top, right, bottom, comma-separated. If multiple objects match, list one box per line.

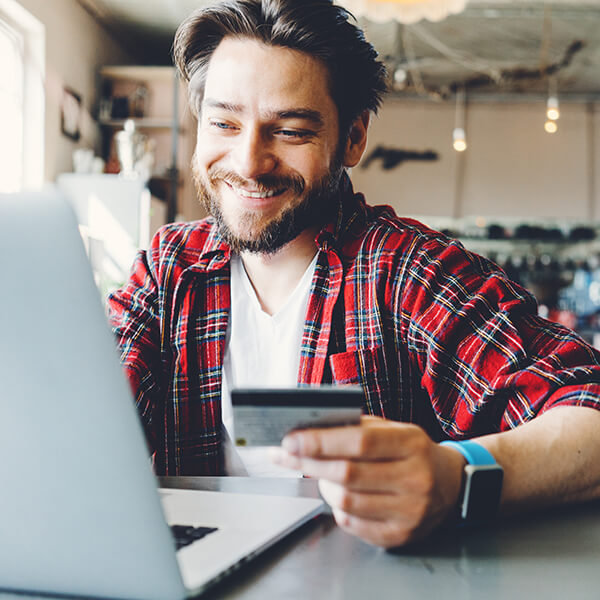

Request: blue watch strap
left=440, top=440, right=497, bottom=465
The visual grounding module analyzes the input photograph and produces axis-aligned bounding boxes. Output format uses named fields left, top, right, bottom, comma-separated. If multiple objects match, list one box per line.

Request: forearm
left=475, top=406, right=600, bottom=513
left=272, top=407, right=600, bottom=548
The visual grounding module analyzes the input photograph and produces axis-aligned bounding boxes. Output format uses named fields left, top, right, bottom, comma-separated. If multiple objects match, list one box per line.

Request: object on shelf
left=72, top=148, right=105, bottom=175
left=131, top=84, right=149, bottom=118
left=111, top=96, right=129, bottom=119
left=513, top=224, right=565, bottom=241
left=115, top=120, right=155, bottom=179
left=98, top=79, right=113, bottom=121
left=72, top=148, right=94, bottom=174
left=569, top=227, right=596, bottom=241
left=104, top=156, right=120, bottom=174
left=486, top=224, right=506, bottom=239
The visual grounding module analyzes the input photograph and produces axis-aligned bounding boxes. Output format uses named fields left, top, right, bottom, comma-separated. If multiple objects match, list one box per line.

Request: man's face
left=192, top=37, right=345, bottom=254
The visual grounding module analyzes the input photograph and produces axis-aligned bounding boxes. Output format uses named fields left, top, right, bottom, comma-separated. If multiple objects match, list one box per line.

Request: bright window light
left=0, top=18, right=24, bottom=193
left=0, top=1, right=44, bottom=191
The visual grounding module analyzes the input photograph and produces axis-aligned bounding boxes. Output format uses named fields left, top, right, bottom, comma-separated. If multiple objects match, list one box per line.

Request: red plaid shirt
left=107, top=177, right=600, bottom=475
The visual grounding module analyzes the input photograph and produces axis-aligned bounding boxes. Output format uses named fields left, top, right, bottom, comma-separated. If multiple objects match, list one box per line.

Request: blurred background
left=2, top=0, right=600, bottom=342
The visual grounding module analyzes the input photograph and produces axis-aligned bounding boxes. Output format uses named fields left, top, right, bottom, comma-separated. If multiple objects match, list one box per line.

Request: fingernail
left=282, top=435, right=300, bottom=454
left=332, top=508, right=351, bottom=527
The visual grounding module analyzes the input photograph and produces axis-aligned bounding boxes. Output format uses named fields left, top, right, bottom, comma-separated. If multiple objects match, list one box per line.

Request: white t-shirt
left=221, top=253, right=318, bottom=476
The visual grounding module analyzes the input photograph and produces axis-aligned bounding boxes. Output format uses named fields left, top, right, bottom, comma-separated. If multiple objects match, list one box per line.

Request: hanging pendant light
left=339, top=0, right=469, bottom=24
left=544, top=76, right=560, bottom=134
left=452, top=88, right=467, bottom=152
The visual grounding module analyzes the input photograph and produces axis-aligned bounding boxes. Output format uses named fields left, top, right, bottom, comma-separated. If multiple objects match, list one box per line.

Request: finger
left=331, top=508, right=414, bottom=549
left=318, top=479, right=418, bottom=521
left=270, top=449, right=434, bottom=494
left=282, top=420, right=428, bottom=460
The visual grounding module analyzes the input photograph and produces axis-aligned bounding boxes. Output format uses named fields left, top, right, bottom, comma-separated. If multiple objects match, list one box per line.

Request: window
left=0, top=0, right=44, bottom=193
left=0, top=18, right=24, bottom=192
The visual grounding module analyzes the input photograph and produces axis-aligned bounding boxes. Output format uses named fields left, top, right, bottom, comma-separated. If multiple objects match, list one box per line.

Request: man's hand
left=270, top=416, right=466, bottom=548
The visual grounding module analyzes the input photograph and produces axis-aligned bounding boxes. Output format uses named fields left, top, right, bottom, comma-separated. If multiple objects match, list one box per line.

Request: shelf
left=98, top=117, right=180, bottom=130
left=460, top=236, right=600, bottom=263
left=98, top=64, right=186, bottom=224
left=100, top=65, right=175, bottom=82
left=461, top=237, right=599, bottom=249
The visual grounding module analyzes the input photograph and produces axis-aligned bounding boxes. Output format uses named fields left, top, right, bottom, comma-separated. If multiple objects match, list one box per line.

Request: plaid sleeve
left=401, top=237, right=600, bottom=437
left=106, top=249, right=163, bottom=450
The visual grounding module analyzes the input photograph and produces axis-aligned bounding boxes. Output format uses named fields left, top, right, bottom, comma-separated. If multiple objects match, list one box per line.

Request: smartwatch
left=440, top=440, right=504, bottom=524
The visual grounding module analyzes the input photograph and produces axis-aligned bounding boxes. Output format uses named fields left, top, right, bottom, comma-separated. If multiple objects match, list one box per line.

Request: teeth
left=233, top=187, right=279, bottom=199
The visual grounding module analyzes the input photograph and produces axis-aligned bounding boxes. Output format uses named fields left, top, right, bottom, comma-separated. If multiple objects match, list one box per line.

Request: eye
left=209, top=120, right=237, bottom=131
left=275, top=129, right=313, bottom=140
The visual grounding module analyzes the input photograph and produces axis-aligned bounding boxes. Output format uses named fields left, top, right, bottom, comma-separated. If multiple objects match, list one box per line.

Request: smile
left=226, top=182, right=286, bottom=199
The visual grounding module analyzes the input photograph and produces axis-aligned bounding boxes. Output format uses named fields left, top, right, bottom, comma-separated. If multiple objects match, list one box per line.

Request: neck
left=240, top=228, right=318, bottom=316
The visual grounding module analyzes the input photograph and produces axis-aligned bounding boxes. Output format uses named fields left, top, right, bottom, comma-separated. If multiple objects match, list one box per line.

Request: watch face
left=462, top=465, right=504, bottom=522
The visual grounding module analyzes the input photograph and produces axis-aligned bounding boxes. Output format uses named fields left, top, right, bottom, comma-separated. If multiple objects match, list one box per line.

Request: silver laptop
left=0, top=190, right=323, bottom=600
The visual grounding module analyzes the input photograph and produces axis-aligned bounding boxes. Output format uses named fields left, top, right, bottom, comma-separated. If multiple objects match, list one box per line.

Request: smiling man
left=108, top=0, right=600, bottom=548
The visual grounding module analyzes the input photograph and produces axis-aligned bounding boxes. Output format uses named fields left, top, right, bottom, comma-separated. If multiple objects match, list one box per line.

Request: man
left=108, top=0, right=600, bottom=548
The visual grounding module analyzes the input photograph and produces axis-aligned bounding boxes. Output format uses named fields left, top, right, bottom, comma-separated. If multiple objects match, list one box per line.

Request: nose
left=230, top=126, right=277, bottom=180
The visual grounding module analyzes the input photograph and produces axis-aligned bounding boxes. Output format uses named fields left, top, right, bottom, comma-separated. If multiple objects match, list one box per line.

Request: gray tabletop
left=2, top=477, right=598, bottom=600
left=159, top=476, right=600, bottom=600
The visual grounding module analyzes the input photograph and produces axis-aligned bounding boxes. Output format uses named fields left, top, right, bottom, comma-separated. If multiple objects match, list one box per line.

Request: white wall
left=353, top=102, right=459, bottom=215
left=351, top=99, right=600, bottom=221
left=16, top=0, right=134, bottom=182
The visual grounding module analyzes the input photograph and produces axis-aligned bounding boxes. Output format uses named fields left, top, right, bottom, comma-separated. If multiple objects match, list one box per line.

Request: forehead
left=201, top=36, right=338, bottom=121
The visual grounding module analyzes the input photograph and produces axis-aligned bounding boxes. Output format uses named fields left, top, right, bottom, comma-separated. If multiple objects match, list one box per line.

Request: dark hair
left=173, top=0, right=388, bottom=137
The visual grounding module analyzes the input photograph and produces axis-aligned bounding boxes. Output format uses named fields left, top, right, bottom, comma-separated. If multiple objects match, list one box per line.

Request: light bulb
left=393, top=67, right=407, bottom=85
left=453, top=127, right=467, bottom=152
left=547, top=96, right=560, bottom=121
left=544, top=120, right=558, bottom=134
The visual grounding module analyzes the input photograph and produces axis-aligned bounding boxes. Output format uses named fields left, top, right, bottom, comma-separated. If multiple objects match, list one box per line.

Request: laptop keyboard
left=170, top=524, right=218, bottom=550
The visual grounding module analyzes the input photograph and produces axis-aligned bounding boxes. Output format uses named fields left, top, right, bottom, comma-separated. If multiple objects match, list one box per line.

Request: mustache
left=206, top=167, right=305, bottom=196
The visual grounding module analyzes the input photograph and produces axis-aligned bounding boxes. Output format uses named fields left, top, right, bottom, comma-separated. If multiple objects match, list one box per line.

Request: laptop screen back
left=0, top=192, right=186, bottom=600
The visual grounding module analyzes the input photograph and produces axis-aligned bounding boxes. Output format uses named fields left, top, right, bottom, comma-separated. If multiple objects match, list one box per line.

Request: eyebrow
left=202, top=99, right=325, bottom=127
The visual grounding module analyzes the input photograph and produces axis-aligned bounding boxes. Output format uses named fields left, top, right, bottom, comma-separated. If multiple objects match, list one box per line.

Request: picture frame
left=61, top=87, right=82, bottom=141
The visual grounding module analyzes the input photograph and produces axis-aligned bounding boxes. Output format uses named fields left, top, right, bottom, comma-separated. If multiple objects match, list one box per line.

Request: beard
left=192, top=158, right=344, bottom=254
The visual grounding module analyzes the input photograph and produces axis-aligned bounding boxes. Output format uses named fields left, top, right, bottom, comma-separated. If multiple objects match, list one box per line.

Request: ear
left=342, top=111, right=370, bottom=168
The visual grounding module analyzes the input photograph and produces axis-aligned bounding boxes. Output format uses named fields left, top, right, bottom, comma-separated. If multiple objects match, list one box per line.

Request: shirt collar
left=314, top=173, right=368, bottom=253
left=195, top=222, right=232, bottom=271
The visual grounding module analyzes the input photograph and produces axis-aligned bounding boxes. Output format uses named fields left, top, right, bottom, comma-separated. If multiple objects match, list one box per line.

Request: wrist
left=436, top=443, right=468, bottom=524
left=440, top=440, right=504, bottom=525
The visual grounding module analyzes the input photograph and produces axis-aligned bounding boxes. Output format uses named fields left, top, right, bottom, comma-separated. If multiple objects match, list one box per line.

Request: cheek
left=285, top=143, right=334, bottom=177
left=297, top=154, right=334, bottom=184
left=195, top=127, right=228, bottom=171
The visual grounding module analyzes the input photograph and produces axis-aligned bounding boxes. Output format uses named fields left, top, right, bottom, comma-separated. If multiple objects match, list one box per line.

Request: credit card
left=231, top=386, right=364, bottom=446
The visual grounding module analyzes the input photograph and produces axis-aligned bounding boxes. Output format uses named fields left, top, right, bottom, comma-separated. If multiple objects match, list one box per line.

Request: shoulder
left=341, top=197, right=459, bottom=265
left=343, top=197, right=527, bottom=299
